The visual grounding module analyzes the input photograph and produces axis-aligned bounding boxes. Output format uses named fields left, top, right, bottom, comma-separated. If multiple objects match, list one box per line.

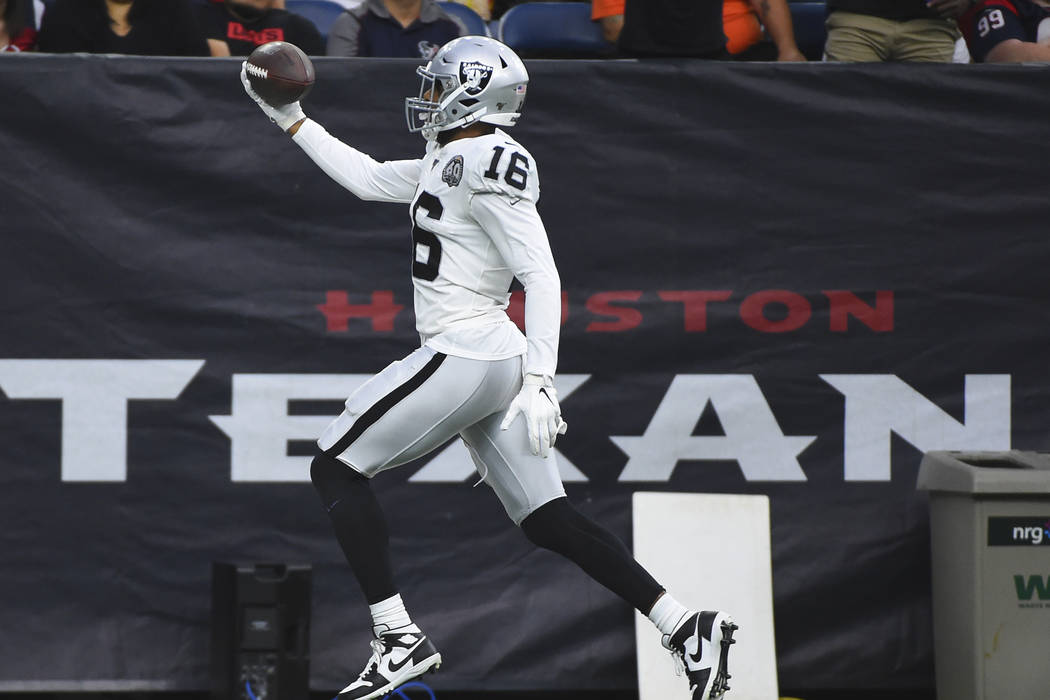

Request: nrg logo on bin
left=1010, top=519, right=1050, bottom=545
left=987, top=517, right=1050, bottom=546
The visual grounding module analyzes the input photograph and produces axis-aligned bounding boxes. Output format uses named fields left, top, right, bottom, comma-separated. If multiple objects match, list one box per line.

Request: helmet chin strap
left=443, top=107, right=489, bottom=133
left=422, top=107, right=490, bottom=142
left=433, top=82, right=497, bottom=133
left=436, top=83, right=468, bottom=112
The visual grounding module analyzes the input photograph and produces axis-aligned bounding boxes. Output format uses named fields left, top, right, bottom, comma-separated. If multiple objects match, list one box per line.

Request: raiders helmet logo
left=459, top=61, right=493, bottom=95
left=442, top=155, right=464, bottom=187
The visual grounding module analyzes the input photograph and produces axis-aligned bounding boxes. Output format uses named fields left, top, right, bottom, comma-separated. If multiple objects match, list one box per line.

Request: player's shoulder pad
left=462, top=130, right=540, bottom=203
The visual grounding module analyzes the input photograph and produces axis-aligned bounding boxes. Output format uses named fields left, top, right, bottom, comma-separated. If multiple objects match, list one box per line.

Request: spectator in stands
left=824, top=0, right=968, bottom=60
left=614, top=0, right=729, bottom=57
left=593, top=0, right=804, bottom=60
left=37, top=0, right=209, bottom=55
left=726, top=0, right=806, bottom=59
left=492, top=0, right=526, bottom=19
left=197, top=0, right=324, bottom=55
left=958, top=0, right=1050, bottom=61
left=327, top=0, right=462, bottom=58
left=592, top=0, right=624, bottom=43
left=454, top=0, right=491, bottom=20
left=1, top=0, right=37, bottom=51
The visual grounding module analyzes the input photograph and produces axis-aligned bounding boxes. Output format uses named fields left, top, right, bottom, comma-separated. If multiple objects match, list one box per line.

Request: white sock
left=648, top=592, right=691, bottom=636
left=369, top=594, right=420, bottom=635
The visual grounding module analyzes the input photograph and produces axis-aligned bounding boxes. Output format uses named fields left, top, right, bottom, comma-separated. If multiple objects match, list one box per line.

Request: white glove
left=500, top=374, right=568, bottom=458
left=240, top=61, right=306, bottom=132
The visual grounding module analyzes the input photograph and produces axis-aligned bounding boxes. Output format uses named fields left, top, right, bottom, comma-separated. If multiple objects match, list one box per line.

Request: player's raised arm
left=290, top=119, right=423, bottom=204
left=239, top=56, right=421, bottom=204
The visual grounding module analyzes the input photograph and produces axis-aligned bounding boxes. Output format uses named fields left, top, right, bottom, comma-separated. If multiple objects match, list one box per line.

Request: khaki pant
left=825, top=10, right=961, bottom=62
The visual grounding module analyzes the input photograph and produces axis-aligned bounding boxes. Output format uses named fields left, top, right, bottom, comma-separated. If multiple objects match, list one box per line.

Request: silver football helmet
left=405, top=36, right=529, bottom=141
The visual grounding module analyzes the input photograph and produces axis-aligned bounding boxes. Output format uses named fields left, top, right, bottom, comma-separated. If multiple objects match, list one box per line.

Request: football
left=245, top=41, right=315, bottom=107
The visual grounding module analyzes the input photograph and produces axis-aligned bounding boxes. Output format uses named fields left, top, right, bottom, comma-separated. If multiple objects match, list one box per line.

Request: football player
left=240, top=36, right=737, bottom=700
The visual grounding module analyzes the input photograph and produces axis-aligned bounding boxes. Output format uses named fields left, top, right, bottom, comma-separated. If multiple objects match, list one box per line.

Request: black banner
left=3, top=55, right=1050, bottom=692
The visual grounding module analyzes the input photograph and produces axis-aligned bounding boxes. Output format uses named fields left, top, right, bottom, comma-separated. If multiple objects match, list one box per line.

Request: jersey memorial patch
left=442, top=155, right=464, bottom=187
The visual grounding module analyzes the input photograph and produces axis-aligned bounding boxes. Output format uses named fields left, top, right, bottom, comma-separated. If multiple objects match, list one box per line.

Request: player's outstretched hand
left=500, top=374, right=568, bottom=458
left=240, top=61, right=306, bottom=132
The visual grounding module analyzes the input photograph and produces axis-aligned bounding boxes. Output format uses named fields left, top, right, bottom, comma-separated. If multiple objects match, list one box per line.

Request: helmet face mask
left=405, top=66, right=463, bottom=140
left=404, top=37, right=529, bottom=141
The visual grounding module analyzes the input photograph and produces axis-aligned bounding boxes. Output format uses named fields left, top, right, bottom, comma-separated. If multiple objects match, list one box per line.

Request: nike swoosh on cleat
left=386, top=638, right=428, bottom=673
left=689, top=612, right=722, bottom=664
left=688, top=621, right=705, bottom=664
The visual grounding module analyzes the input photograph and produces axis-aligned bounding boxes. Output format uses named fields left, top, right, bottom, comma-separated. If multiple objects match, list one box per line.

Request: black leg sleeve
left=310, top=453, right=397, bottom=605
left=520, top=497, right=664, bottom=613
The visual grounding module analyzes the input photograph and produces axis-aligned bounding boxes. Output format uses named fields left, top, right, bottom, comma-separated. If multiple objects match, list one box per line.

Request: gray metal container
left=917, top=450, right=1050, bottom=700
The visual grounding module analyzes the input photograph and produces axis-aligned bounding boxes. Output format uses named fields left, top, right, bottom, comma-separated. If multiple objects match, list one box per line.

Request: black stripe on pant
left=324, top=351, right=447, bottom=458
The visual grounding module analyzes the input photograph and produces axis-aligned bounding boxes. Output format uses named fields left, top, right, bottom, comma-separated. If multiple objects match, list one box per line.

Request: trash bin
left=917, top=450, right=1050, bottom=700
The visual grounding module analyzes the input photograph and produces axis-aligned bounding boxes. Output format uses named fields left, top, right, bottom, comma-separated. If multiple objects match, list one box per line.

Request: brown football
left=245, top=41, right=315, bottom=107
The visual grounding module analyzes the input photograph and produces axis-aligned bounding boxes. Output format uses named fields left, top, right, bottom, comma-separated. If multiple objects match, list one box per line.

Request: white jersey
left=292, top=120, right=560, bottom=378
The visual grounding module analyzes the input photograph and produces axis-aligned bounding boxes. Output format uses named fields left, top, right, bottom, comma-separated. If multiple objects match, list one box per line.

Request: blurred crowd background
left=2, top=0, right=1048, bottom=65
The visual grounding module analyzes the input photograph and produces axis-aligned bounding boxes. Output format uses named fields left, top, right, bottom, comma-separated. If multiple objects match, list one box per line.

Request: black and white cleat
left=709, top=620, right=739, bottom=699
left=664, top=611, right=739, bottom=700
left=337, top=629, right=441, bottom=700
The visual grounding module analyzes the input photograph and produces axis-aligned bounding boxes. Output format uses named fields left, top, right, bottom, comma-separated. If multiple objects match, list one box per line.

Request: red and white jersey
left=293, top=120, right=560, bottom=378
